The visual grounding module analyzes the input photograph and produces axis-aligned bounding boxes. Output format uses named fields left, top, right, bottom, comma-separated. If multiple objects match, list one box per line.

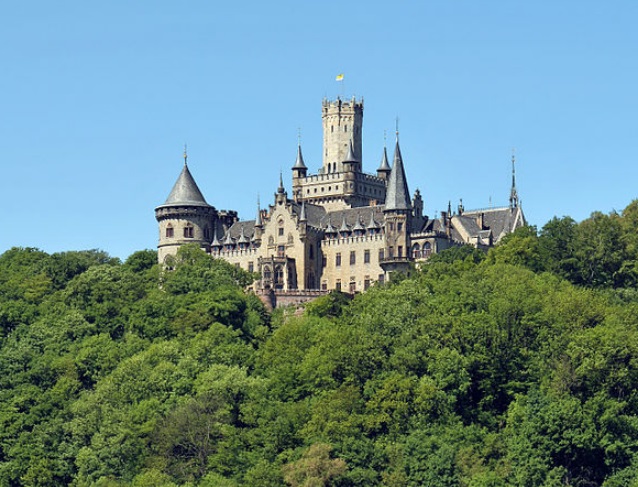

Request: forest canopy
left=2, top=202, right=638, bottom=486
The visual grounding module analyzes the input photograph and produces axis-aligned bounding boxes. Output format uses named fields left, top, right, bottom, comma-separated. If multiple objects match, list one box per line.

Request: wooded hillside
left=3, top=202, right=638, bottom=486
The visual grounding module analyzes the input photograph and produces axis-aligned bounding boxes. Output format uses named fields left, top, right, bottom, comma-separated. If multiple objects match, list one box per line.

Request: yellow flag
left=335, top=74, right=344, bottom=81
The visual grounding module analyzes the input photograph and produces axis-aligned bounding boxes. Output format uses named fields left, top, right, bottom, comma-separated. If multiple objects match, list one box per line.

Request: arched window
left=165, top=225, right=174, bottom=238
left=263, top=266, right=272, bottom=280
left=184, top=225, right=194, bottom=238
left=423, top=242, right=432, bottom=257
left=275, top=265, right=284, bottom=289
left=412, top=243, right=421, bottom=259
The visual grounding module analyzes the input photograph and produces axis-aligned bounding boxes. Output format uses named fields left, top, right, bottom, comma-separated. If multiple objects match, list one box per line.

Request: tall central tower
left=321, top=97, right=363, bottom=174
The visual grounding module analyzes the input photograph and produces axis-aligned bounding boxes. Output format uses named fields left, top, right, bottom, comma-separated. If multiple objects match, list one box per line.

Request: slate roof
left=158, top=164, right=211, bottom=208
left=292, top=145, right=307, bottom=169
left=384, top=140, right=411, bottom=211
left=321, top=206, right=386, bottom=231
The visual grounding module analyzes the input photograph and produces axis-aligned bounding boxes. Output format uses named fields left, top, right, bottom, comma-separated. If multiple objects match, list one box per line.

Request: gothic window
left=184, top=226, right=194, bottom=238
left=336, top=252, right=341, bottom=267
left=166, top=225, right=174, bottom=238
left=364, top=249, right=370, bottom=263
left=424, top=241, right=432, bottom=258
left=412, top=243, right=421, bottom=259
left=350, top=251, right=356, bottom=265
left=263, top=266, right=272, bottom=280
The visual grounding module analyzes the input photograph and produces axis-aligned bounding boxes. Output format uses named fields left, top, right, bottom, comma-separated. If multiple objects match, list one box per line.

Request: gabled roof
left=158, top=164, right=211, bottom=208
left=384, top=140, right=411, bottom=211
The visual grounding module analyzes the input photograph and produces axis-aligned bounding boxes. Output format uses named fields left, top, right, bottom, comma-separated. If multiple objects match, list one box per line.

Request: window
left=364, top=277, right=370, bottom=290
left=278, top=245, right=285, bottom=258
left=364, top=249, right=370, bottom=263
left=204, top=227, right=210, bottom=239
left=424, top=242, right=432, bottom=258
left=412, top=244, right=421, bottom=259
left=322, top=254, right=327, bottom=267
left=349, top=281, right=356, bottom=293
left=248, top=262, right=254, bottom=273
left=389, top=246, right=394, bottom=258
left=378, top=274, right=385, bottom=284
left=398, top=222, right=403, bottom=232
left=184, top=226, right=194, bottom=238
left=309, top=244, right=314, bottom=259
left=321, top=281, right=327, bottom=291
left=388, top=223, right=394, bottom=231
left=166, top=226, right=174, bottom=238
left=336, top=252, right=341, bottom=267
left=278, top=227, right=284, bottom=236
left=379, top=249, right=385, bottom=261
left=263, top=266, right=272, bottom=280
left=398, top=246, right=403, bottom=258
left=336, top=279, right=341, bottom=291
left=350, top=251, right=356, bottom=265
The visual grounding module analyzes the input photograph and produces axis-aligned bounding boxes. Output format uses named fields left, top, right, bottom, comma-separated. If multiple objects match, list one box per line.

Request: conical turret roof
left=292, top=145, right=307, bottom=169
left=158, top=163, right=211, bottom=208
left=377, top=146, right=391, bottom=172
left=385, top=139, right=411, bottom=211
left=343, top=140, right=359, bottom=163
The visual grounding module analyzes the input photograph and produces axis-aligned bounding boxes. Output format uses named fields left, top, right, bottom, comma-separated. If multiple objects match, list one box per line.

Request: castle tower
left=155, top=154, right=217, bottom=263
left=381, top=136, right=412, bottom=278
left=322, top=97, right=363, bottom=174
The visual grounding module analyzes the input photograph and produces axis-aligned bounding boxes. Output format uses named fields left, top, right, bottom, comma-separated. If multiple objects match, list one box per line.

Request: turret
left=377, top=146, right=391, bottom=180
left=342, top=140, right=360, bottom=173
left=155, top=150, right=217, bottom=263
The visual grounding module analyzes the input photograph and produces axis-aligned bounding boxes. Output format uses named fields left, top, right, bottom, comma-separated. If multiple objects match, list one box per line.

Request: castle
left=155, top=97, right=526, bottom=297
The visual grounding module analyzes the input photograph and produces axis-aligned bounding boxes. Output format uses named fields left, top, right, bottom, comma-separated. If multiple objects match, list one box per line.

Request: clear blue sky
left=2, top=1, right=637, bottom=259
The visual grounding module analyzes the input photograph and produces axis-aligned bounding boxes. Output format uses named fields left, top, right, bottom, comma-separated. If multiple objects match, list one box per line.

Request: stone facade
left=155, top=97, right=526, bottom=292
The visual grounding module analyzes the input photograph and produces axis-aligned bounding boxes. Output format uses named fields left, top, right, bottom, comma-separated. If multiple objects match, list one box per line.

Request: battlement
left=322, top=96, right=364, bottom=111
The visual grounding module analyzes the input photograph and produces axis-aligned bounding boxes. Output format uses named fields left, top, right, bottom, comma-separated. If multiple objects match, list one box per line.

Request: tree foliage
left=3, top=200, right=638, bottom=485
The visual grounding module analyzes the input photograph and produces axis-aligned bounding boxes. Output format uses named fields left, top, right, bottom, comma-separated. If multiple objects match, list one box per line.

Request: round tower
left=155, top=156, right=217, bottom=264
left=322, top=97, right=363, bottom=174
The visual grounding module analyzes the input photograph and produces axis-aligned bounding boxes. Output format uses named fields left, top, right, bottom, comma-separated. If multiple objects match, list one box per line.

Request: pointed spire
left=255, top=196, right=263, bottom=227
left=223, top=231, right=234, bottom=246
left=367, top=211, right=379, bottom=230
left=277, top=170, right=285, bottom=194
left=343, top=139, right=358, bottom=163
left=238, top=225, right=249, bottom=244
left=353, top=213, right=365, bottom=234
left=293, top=144, right=307, bottom=169
left=377, top=145, right=391, bottom=173
left=183, top=144, right=188, bottom=166
left=384, top=136, right=411, bottom=211
left=339, top=215, right=350, bottom=234
left=299, top=201, right=307, bottom=221
left=324, top=217, right=336, bottom=234
left=510, top=151, right=519, bottom=209
left=211, top=227, right=222, bottom=248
